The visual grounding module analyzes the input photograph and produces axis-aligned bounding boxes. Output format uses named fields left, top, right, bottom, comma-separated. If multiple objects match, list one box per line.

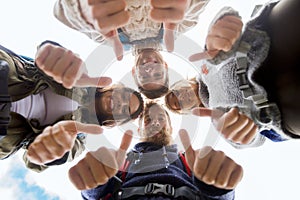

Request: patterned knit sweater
left=54, top=0, right=208, bottom=51
left=197, top=4, right=287, bottom=149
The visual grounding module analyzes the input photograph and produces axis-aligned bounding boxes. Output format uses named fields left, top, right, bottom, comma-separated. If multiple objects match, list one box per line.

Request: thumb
left=192, top=107, right=213, bottom=117
left=106, top=30, right=124, bottom=61
left=75, top=73, right=112, bottom=87
left=189, top=50, right=219, bottom=62
left=54, top=121, right=103, bottom=137
left=192, top=107, right=225, bottom=121
left=116, top=130, right=133, bottom=167
left=179, top=129, right=195, bottom=169
left=163, top=23, right=176, bottom=52
left=75, top=121, right=104, bottom=135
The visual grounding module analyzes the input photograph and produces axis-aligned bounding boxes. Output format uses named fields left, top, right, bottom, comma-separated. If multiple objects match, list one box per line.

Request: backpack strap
left=120, top=158, right=130, bottom=182
left=179, top=152, right=192, bottom=177
left=105, top=151, right=194, bottom=199
left=118, top=183, right=202, bottom=200
left=102, top=157, right=131, bottom=200
left=235, top=43, right=288, bottom=141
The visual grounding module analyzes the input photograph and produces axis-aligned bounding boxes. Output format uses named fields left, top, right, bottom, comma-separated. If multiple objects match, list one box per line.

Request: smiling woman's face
left=139, top=103, right=173, bottom=145
left=166, top=80, right=202, bottom=113
left=144, top=104, right=169, bottom=136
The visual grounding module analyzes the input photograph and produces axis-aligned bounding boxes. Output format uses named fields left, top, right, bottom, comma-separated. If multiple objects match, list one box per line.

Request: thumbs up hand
left=192, top=107, right=258, bottom=144
left=189, top=15, right=243, bottom=62
left=35, top=43, right=112, bottom=89
left=27, top=121, right=103, bottom=165
left=179, top=129, right=243, bottom=190
left=68, top=130, right=133, bottom=190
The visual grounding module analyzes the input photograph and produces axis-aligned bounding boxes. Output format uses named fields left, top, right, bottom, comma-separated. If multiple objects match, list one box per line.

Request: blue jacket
left=81, top=142, right=234, bottom=200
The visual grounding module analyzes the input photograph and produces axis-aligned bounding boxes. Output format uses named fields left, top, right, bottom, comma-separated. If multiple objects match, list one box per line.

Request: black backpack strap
left=0, top=60, right=11, bottom=140
left=118, top=183, right=201, bottom=200
left=102, top=157, right=130, bottom=200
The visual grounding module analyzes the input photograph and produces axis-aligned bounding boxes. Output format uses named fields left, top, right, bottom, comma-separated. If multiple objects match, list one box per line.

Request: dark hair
left=138, top=84, right=169, bottom=99
left=282, top=125, right=300, bottom=139
left=95, top=86, right=144, bottom=127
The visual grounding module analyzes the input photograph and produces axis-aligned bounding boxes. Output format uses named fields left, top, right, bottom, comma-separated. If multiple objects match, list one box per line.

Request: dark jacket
left=0, top=42, right=97, bottom=172
left=82, top=142, right=234, bottom=200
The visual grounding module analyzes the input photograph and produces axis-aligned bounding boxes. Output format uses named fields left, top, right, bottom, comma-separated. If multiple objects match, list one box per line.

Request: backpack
left=102, top=151, right=196, bottom=200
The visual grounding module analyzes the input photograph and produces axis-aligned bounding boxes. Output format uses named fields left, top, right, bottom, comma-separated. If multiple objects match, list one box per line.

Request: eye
left=158, top=117, right=165, bottom=122
left=158, top=113, right=165, bottom=120
left=154, top=73, right=162, bottom=78
left=138, top=73, right=147, bottom=79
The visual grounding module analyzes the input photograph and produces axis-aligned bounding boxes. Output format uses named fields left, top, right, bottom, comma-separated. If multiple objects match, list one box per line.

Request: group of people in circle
left=1, top=0, right=300, bottom=199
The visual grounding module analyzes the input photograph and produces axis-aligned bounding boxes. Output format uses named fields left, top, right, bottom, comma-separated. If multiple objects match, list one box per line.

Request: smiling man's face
left=133, top=49, right=168, bottom=92
left=96, top=87, right=141, bottom=122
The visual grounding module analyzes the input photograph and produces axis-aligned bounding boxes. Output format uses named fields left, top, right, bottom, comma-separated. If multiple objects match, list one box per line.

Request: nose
left=151, top=119, right=160, bottom=127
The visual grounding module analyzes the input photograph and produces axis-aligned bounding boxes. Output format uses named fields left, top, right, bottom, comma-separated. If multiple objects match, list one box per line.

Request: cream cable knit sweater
left=54, top=0, right=208, bottom=46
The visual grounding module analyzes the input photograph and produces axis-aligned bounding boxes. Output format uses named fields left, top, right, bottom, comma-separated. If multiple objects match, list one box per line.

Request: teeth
left=110, top=98, right=114, bottom=110
left=145, top=67, right=151, bottom=73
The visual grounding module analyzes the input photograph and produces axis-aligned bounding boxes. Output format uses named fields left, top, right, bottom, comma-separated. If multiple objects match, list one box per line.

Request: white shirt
left=11, top=88, right=79, bottom=126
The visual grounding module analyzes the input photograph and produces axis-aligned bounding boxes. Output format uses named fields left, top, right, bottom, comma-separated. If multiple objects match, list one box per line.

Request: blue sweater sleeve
left=81, top=173, right=123, bottom=200
left=193, top=175, right=235, bottom=200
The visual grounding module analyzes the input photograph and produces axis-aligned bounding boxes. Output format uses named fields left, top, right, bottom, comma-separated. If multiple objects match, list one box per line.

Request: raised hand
left=68, top=130, right=133, bottom=190
left=80, top=0, right=130, bottom=60
left=179, top=129, right=243, bottom=190
left=189, top=15, right=243, bottom=61
left=27, top=121, right=103, bottom=165
left=150, top=0, right=190, bottom=52
left=193, top=107, right=257, bottom=144
left=35, top=43, right=112, bottom=89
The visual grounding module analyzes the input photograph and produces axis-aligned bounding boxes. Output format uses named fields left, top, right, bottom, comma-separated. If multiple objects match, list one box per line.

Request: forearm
left=53, top=0, right=105, bottom=43
left=176, top=0, right=209, bottom=34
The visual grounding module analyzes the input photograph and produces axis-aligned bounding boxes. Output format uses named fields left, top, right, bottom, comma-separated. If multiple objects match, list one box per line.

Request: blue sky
left=0, top=155, right=60, bottom=200
left=2, top=0, right=300, bottom=200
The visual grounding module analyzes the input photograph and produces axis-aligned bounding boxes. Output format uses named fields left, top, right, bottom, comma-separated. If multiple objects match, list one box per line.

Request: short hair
left=95, top=85, right=144, bottom=127
left=138, top=84, right=169, bottom=99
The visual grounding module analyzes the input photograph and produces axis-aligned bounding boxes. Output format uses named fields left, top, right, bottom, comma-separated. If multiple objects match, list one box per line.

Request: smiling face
left=165, top=80, right=202, bottom=113
left=95, top=86, right=143, bottom=127
left=132, top=49, right=169, bottom=98
left=139, top=102, right=172, bottom=145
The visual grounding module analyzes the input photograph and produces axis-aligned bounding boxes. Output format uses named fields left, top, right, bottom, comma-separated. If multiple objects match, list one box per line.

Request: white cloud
left=23, top=152, right=84, bottom=200
left=0, top=151, right=75, bottom=200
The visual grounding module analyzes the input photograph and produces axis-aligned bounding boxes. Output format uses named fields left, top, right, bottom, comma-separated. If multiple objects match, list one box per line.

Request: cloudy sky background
left=1, top=0, right=300, bottom=200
